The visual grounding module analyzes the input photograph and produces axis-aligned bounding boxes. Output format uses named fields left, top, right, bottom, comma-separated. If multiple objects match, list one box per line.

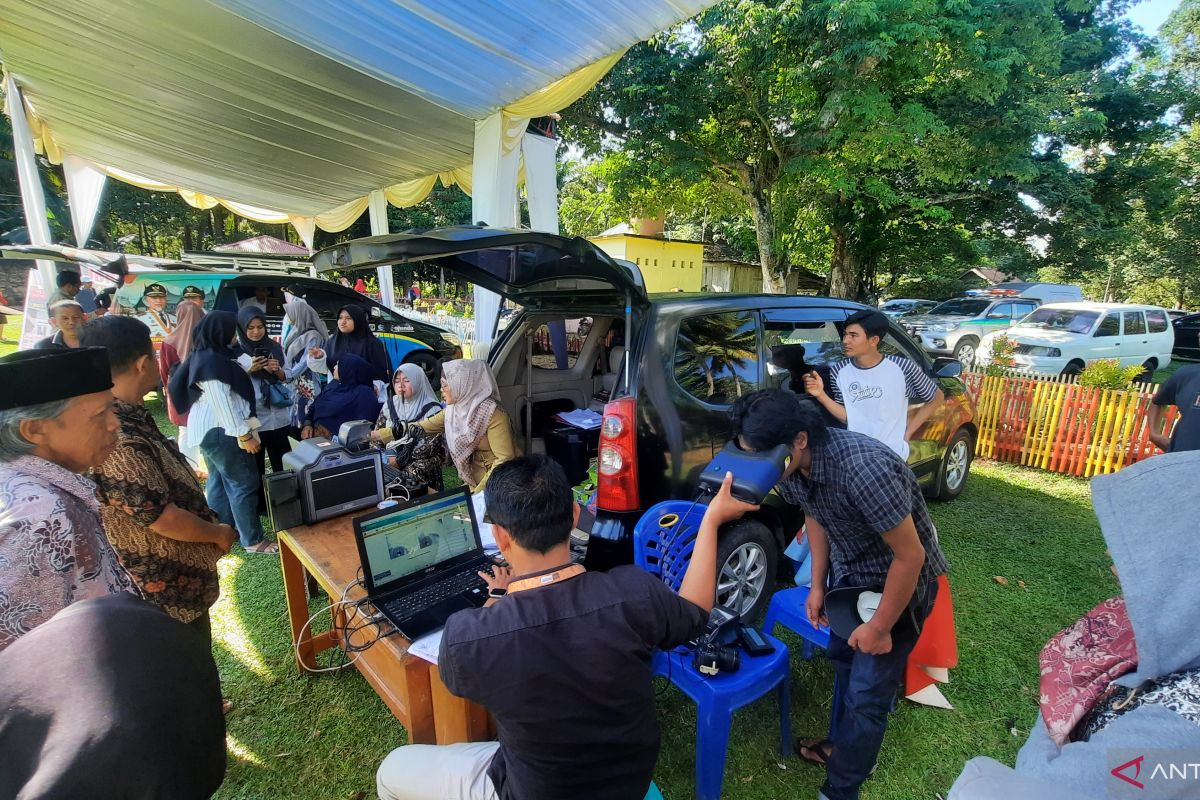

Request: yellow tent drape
left=10, top=51, right=625, bottom=232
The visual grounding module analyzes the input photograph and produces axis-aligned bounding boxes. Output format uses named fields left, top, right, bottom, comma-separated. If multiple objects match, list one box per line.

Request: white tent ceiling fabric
left=0, top=0, right=712, bottom=229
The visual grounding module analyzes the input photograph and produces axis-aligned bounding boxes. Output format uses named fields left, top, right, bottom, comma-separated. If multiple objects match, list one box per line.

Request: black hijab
left=235, top=305, right=285, bottom=363
left=0, top=594, right=226, bottom=799
left=324, top=303, right=391, bottom=383
left=168, top=310, right=256, bottom=417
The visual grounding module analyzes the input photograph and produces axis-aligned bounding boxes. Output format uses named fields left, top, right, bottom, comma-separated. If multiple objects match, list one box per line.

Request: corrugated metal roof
left=212, top=235, right=312, bottom=256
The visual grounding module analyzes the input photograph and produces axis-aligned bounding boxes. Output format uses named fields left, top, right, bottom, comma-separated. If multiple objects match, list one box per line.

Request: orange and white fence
left=962, top=372, right=1178, bottom=477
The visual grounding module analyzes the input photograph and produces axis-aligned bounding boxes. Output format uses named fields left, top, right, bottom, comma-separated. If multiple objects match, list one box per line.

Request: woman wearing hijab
left=400, top=359, right=516, bottom=493
left=168, top=311, right=275, bottom=554
left=308, top=303, right=392, bottom=384
left=0, top=594, right=227, bottom=800
left=300, top=352, right=383, bottom=440
left=235, top=307, right=292, bottom=508
left=159, top=300, right=205, bottom=425
left=281, top=297, right=329, bottom=430
left=370, top=363, right=446, bottom=495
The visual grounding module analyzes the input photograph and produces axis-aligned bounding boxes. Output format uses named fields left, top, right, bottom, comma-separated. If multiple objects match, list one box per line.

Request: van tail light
left=597, top=396, right=639, bottom=512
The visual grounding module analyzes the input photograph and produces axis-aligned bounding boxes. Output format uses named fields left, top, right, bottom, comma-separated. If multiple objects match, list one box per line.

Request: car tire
left=936, top=428, right=973, bottom=501
left=1061, top=361, right=1084, bottom=378
left=406, top=350, right=442, bottom=386
left=1135, top=359, right=1157, bottom=386
left=954, top=338, right=978, bottom=368
left=714, top=519, right=777, bottom=622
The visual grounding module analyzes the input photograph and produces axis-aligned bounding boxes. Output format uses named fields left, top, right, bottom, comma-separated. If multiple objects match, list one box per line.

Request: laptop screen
left=356, top=489, right=481, bottom=593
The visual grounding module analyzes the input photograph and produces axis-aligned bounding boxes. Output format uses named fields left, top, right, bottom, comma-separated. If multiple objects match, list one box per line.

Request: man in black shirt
left=376, top=455, right=754, bottom=800
left=1148, top=364, right=1200, bottom=453
left=729, top=390, right=947, bottom=800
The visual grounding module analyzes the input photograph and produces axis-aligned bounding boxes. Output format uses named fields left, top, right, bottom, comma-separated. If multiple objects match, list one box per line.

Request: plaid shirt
left=777, top=428, right=948, bottom=587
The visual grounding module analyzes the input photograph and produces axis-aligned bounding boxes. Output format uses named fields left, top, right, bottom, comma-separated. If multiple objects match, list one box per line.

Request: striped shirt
left=183, top=380, right=254, bottom=449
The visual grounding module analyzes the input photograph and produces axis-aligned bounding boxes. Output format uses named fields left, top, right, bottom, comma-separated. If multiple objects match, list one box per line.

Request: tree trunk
left=182, top=219, right=193, bottom=252
left=828, top=223, right=860, bottom=299
left=748, top=190, right=784, bottom=293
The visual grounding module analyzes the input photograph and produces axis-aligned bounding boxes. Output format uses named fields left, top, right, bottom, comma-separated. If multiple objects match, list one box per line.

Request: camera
left=692, top=605, right=741, bottom=677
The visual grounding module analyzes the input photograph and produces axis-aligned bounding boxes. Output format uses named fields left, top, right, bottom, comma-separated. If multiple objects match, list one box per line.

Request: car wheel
left=954, top=339, right=978, bottom=369
left=936, top=429, right=973, bottom=501
left=715, top=519, right=777, bottom=622
left=1136, top=359, right=1157, bottom=386
left=1061, top=361, right=1084, bottom=378
left=406, top=350, right=442, bottom=385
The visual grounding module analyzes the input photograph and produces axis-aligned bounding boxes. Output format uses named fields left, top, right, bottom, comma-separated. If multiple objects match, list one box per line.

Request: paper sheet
left=472, top=490, right=499, bottom=553
left=555, top=408, right=603, bottom=430
left=408, top=627, right=443, bottom=665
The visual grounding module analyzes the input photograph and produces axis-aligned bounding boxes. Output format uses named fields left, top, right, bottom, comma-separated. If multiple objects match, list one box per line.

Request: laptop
left=353, top=487, right=492, bottom=640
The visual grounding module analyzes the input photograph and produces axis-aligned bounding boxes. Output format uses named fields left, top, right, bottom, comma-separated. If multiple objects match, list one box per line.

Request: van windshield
left=1013, top=308, right=1100, bottom=334
left=927, top=298, right=991, bottom=317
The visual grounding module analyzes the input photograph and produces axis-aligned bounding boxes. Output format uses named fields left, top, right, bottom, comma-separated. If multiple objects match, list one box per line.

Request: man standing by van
left=1148, top=363, right=1200, bottom=453
left=804, top=309, right=944, bottom=459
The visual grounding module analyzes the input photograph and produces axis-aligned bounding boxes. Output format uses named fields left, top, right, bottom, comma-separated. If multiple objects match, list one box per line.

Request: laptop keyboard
left=382, top=567, right=487, bottom=619
left=381, top=464, right=402, bottom=484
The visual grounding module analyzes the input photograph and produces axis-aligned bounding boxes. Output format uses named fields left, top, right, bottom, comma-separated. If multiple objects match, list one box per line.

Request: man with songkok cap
left=35, top=300, right=85, bottom=350
left=0, top=347, right=137, bottom=652
left=138, top=282, right=176, bottom=337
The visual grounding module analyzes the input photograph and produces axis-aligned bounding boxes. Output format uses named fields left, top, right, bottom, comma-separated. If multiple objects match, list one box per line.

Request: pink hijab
left=441, top=359, right=500, bottom=485
left=163, top=301, right=205, bottom=361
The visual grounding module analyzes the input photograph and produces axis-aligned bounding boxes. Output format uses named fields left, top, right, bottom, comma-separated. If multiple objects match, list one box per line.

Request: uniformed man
left=137, top=283, right=176, bottom=338
left=181, top=285, right=207, bottom=307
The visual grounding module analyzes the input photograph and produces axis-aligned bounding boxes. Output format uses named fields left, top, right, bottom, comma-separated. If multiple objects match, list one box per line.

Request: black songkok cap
left=0, top=348, right=113, bottom=410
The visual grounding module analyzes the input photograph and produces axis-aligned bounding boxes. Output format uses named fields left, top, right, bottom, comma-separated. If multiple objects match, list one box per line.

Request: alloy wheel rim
left=717, top=542, right=768, bottom=616
left=946, top=440, right=969, bottom=489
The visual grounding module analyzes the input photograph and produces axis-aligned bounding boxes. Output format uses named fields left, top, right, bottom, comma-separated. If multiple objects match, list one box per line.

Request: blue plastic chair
left=634, top=500, right=791, bottom=800
left=763, top=586, right=845, bottom=738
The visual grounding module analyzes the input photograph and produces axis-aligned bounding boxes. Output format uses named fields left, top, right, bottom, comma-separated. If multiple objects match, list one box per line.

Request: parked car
left=879, top=298, right=939, bottom=318
left=902, top=293, right=1041, bottom=367
left=1172, top=312, right=1200, bottom=361
left=1167, top=309, right=1193, bottom=322
left=112, top=271, right=462, bottom=381
left=315, top=226, right=978, bottom=620
left=976, top=302, right=1174, bottom=379
left=973, top=282, right=1083, bottom=305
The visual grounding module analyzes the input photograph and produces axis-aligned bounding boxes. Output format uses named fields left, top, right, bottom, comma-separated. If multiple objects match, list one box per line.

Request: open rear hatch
left=312, top=226, right=647, bottom=311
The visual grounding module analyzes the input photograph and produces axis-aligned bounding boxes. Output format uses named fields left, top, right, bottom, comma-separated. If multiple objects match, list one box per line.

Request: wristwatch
left=487, top=587, right=508, bottom=599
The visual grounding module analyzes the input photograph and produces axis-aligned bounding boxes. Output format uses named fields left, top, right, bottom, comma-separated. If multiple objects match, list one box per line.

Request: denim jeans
left=821, top=578, right=939, bottom=800
left=200, top=429, right=264, bottom=548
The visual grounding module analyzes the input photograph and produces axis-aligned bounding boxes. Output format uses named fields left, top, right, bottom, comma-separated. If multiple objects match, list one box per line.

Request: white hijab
left=441, top=359, right=500, bottom=484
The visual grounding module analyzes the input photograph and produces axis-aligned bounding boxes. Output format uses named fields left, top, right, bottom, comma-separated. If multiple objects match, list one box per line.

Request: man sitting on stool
left=376, top=455, right=754, bottom=800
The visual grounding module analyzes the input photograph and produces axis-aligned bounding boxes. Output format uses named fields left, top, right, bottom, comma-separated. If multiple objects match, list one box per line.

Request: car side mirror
left=933, top=358, right=962, bottom=379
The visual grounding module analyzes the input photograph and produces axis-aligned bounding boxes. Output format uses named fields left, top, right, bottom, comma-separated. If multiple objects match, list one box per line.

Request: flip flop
left=794, top=737, right=833, bottom=767
left=245, top=541, right=279, bottom=555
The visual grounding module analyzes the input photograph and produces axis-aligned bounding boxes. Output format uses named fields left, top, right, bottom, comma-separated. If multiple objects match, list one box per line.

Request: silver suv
left=903, top=296, right=1039, bottom=366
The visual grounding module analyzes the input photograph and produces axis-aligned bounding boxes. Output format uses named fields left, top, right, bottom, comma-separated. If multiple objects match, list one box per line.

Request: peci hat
left=142, top=283, right=168, bottom=298
left=824, top=585, right=921, bottom=641
left=181, top=285, right=205, bottom=300
left=0, top=348, right=113, bottom=410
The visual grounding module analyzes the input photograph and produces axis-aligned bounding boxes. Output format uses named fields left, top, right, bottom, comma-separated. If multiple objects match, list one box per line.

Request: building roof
left=591, top=223, right=706, bottom=245
left=960, top=267, right=1013, bottom=283
left=212, top=235, right=312, bottom=256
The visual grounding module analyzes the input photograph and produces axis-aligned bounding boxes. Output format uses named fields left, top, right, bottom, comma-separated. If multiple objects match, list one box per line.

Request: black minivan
left=316, top=227, right=977, bottom=619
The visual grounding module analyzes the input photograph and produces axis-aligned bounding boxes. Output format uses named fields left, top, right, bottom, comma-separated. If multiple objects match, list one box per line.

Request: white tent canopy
left=0, top=0, right=710, bottom=230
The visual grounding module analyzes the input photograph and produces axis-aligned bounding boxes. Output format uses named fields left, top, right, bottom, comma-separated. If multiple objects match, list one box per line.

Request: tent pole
left=368, top=190, right=395, bottom=309
left=4, top=77, right=56, bottom=294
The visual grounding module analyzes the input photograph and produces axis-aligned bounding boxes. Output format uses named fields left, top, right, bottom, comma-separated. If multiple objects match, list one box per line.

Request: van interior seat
left=601, top=345, right=626, bottom=393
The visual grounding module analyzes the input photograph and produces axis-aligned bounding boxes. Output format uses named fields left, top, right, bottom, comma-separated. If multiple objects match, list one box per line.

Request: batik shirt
left=0, top=455, right=137, bottom=651
left=90, top=400, right=222, bottom=624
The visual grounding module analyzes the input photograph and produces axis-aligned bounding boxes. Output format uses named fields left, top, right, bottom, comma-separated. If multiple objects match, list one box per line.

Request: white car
left=977, top=302, right=1174, bottom=378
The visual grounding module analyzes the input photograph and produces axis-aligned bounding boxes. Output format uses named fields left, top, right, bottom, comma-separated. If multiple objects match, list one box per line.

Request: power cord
left=295, top=574, right=401, bottom=674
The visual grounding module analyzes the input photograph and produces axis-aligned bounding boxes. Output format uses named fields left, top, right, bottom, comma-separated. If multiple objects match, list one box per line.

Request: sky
left=1124, top=0, right=1182, bottom=35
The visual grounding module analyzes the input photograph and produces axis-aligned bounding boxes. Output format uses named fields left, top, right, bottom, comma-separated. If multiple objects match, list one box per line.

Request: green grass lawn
left=200, top=447, right=1117, bottom=800
left=1, top=313, right=1120, bottom=798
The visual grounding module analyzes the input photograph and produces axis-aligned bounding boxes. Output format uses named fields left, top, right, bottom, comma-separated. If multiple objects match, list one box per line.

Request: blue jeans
left=200, top=429, right=265, bottom=548
left=821, top=578, right=938, bottom=800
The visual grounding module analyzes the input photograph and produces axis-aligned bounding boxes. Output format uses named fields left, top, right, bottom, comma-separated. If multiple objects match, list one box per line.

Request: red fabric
left=157, top=342, right=188, bottom=426
left=354, top=278, right=367, bottom=293
left=1038, top=596, right=1137, bottom=746
left=906, top=574, right=958, bottom=695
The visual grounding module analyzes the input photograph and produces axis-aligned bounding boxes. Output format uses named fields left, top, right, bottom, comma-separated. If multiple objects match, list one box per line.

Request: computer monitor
left=354, top=487, right=483, bottom=595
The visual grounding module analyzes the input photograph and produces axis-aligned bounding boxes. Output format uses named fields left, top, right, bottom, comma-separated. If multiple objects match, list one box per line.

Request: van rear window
left=1146, top=309, right=1169, bottom=333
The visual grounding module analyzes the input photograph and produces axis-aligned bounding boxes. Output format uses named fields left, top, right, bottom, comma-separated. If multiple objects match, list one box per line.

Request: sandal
left=245, top=541, right=279, bottom=554
left=794, top=737, right=833, bottom=767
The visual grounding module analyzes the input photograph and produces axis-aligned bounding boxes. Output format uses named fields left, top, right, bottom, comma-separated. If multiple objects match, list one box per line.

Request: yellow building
left=589, top=223, right=704, bottom=293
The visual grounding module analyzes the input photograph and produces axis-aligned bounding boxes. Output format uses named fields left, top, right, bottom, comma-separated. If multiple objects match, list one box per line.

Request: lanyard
left=506, top=563, right=585, bottom=595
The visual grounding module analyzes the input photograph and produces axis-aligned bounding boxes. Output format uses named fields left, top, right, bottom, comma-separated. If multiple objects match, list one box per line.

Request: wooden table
left=278, top=514, right=491, bottom=745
